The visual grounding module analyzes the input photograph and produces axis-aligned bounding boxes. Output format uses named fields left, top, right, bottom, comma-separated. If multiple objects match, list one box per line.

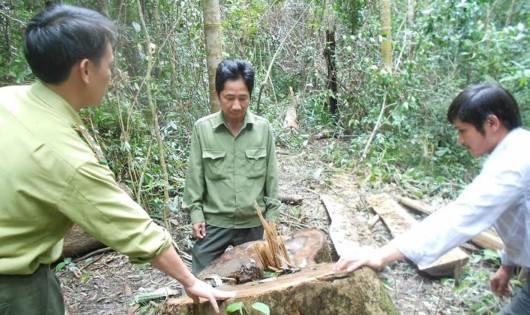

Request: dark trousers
left=0, top=265, right=64, bottom=315
left=192, top=225, right=264, bottom=275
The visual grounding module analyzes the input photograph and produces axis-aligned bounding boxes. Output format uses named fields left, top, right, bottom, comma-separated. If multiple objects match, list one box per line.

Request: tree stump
left=198, top=229, right=331, bottom=284
left=162, top=263, right=398, bottom=315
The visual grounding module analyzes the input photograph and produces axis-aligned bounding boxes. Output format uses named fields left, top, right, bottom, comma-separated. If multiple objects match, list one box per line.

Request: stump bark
left=162, top=263, right=397, bottom=315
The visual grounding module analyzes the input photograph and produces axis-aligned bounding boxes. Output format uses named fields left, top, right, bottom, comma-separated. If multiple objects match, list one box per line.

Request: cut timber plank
left=320, top=194, right=375, bottom=257
left=367, top=193, right=469, bottom=277
left=470, top=230, right=504, bottom=251
left=396, top=195, right=504, bottom=251
left=161, top=263, right=398, bottom=315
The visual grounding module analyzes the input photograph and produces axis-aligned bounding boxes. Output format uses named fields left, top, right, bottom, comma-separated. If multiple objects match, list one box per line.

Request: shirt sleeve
left=264, top=124, right=280, bottom=221
left=391, top=163, right=525, bottom=268
left=182, top=125, right=206, bottom=224
left=58, top=162, right=172, bottom=264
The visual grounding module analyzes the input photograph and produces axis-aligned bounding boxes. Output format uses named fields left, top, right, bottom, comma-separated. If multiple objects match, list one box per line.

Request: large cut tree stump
left=162, top=263, right=398, bottom=315
left=198, top=229, right=331, bottom=284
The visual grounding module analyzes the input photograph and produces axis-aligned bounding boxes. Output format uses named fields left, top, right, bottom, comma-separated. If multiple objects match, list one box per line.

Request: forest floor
left=58, top=137, right=506, bottom=315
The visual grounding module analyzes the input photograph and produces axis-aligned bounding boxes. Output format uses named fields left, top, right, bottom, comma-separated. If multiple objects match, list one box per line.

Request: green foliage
left=441, top=250, right=505, bottom=314
left=55, top=257, right=75, bottom=272
left=226, top=301, right=271, bottom=315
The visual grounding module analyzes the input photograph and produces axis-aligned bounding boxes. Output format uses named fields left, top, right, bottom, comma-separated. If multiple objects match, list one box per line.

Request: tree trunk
left=162, top=263, right=398, bottom=315
left=380, top=0, right=392, bottom=70
left=324, top=1, right=338, bottom=116
left=201, top=0, right=223, bottom=112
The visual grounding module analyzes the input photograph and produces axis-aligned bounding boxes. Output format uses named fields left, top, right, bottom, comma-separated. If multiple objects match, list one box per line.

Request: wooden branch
left=396, top=196, right=432, bottom=215
left=361, top=93, right=387, bottom=160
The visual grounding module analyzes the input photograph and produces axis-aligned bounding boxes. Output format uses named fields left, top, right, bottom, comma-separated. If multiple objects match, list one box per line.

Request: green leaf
left=251, top=302, right=270, bottom=315
left=226, top=302, right=244, bottom=313
left=55, top=262, right=66, bottom=272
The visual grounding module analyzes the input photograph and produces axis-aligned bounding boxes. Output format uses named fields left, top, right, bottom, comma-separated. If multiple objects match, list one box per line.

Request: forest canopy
left=0, top=0, right=528, bottom=216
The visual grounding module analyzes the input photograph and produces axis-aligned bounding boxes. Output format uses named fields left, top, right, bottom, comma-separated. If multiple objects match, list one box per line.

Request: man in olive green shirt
left=183, top=60, right=280, bottom=274
left=0, top=4, right=232, bottom=314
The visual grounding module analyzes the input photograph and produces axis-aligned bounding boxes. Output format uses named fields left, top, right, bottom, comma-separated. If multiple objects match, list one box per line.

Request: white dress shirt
left=391, top=128, right=530, bottom=268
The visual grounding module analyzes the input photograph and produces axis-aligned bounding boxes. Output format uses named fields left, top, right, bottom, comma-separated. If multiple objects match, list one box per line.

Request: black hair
left=215, top=59, right=255, bottom=96
left=24, top=4, right=117, bottom=84
left=447, top=84, right=522, bottom=133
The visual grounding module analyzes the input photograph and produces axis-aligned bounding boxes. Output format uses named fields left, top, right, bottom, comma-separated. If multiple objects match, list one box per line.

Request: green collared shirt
left=0, top=82, right=171, bottom=275
left=183, top=111, right=280, bottom=228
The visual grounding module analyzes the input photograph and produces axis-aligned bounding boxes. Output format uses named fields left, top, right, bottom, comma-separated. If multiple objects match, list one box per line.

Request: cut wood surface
left=367, top=194, right=469, bottom=277
left=321, top=194, right=376, bottom=257
left=198, top=229, right=331, bottom=284
left=162, top=263, right=398, bottom=315
left=397, top=195, right=503, bottom=251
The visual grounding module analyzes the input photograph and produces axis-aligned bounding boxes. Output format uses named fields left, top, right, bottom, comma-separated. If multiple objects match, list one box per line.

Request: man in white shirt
left=336, top=84, right=529, bottom=315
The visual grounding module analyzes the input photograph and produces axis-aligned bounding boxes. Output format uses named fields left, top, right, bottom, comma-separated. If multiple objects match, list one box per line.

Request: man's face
left=453, top=118, right=497, bottom=157
left=86, top=44, right=114, bottom=107
left=217, top=79, right=250, bottom=123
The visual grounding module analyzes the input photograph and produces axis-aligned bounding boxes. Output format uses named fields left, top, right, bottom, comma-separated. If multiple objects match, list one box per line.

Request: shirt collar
left=29, top=81, right=83, bottom=126
left=487, top=127, right=524, bottom=161
left=212, top=110, right=256, bottom=130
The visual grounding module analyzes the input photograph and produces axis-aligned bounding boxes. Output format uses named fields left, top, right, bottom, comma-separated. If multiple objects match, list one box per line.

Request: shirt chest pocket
left=245, top=148, right=267, bottom=178
left=203, top=150, right=227, bottom=180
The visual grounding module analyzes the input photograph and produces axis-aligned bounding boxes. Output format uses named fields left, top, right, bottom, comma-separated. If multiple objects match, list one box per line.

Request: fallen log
left=162, top=263, right=398, bottom=315
left=367, top=194, right=469, bottom=277
left=396, top=195, right=503, bottom=251
left=198, top=229, right=331, bottom=284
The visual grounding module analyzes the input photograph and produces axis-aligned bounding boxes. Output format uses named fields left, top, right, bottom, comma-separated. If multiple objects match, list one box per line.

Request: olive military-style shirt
left=183, top=111, right=280, bottom=228
left=0, top=82, right=171, bottom=275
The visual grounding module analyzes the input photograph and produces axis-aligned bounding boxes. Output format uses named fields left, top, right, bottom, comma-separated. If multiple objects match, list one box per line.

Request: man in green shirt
left=0, top=4, right=233, bottom=314
left=183, top=60, right=280, bottom=275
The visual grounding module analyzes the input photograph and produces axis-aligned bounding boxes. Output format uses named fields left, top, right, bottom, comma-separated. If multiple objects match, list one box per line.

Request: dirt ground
left=58, top=138, right=504, bottom=315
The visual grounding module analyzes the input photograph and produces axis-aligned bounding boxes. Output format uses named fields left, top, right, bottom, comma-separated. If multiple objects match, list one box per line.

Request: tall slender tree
left=201, top=0, right=223, bottom=112
left=380, top=0, right=392, bottom=70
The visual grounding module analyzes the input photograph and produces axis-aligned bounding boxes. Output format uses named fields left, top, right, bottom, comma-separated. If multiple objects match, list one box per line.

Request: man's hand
left=335, top=245, right=405, bottom=272
left=193, top=222, right=206, bottom=239
left=184, top=277, right=236, bottom=313
left=335, top=247, right=385, bottom=272
left=490, top=265, right=513, bottom=297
